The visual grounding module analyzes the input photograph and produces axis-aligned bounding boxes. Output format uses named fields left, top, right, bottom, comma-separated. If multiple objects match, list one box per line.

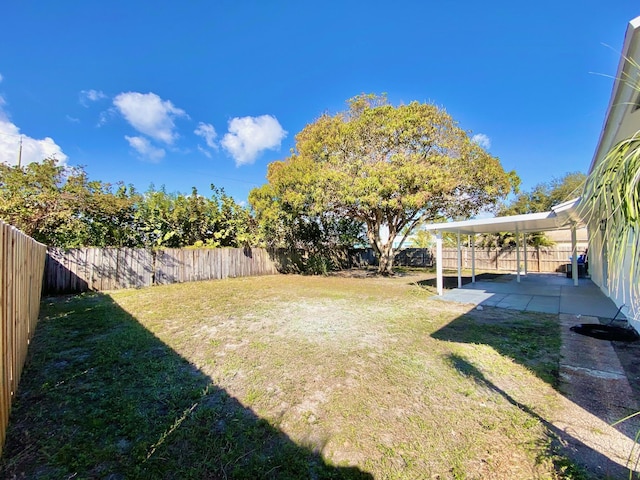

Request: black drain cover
left=570, top=324, right=640, bottom=342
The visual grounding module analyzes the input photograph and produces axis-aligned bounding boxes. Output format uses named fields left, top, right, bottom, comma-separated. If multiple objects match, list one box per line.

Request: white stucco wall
left=586, top=221, right=605, bottom=292
left=587, top=16, right=640, bottom=328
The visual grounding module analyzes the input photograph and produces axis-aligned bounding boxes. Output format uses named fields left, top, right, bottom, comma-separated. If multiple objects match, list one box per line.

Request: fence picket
left=43, top=247, right=281, bottom=294
left=351, top=246, right=575, bottom=273
left=42, top=244, right=578, bottom=295
left=0, top=221, right=46, bottom=454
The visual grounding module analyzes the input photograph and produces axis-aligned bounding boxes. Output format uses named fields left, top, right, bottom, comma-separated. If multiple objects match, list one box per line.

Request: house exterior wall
left=587, top=220, right=639, bottom=326
left=589, top=17, right=640, bottom=174
left=587, top=16, right=640, bottom=328
left=586, top=225, right=606, bottom=292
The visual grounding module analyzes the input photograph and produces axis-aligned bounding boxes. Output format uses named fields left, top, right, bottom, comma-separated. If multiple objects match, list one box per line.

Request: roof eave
left=422, top=198, right=583, bottom=235
left=588, top=16, right=640, bottom=174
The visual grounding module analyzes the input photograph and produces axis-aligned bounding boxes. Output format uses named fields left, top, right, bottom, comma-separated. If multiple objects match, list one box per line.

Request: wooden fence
left=0, top=221, right=47, bottom=452
left=354, top=246, right=576, bottom=272
left=44, top=244, right=580, bottom=294
left=44, top=247, right=281, bottom=294
left=438, top=246, right=577, bottom=272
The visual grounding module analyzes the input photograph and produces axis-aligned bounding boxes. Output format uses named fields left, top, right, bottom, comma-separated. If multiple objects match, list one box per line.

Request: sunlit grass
left=1, top=273, right=588, bottom=479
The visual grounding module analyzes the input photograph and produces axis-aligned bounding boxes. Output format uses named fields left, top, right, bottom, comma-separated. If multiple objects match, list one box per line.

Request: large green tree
left=0, top=159, right=139, bottom=246
left=500, top=172, right=586, bottom=216
left=0, top=159, right=69, bottom=242
left=0, top=158, right=260, bottom=249
left=478, top=171, right=588, bottom=249
left=251, top=94, right=518, bottom=274
left=133, top=185, right=260, bottom=249
left=249, top=158, right=366, bottom=273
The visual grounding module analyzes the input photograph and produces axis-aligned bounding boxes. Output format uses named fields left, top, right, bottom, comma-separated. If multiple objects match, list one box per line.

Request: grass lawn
left=0, top=272, right=590, bottom=479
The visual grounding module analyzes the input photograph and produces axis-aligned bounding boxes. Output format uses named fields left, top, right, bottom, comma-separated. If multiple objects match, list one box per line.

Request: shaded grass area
left=414, top=271, right=510, bottom=290
left=1, top=293, right=370, bottom=479
left=1, top=273, right=593, bottom=479
left=432, top=308, right=562, bottom=386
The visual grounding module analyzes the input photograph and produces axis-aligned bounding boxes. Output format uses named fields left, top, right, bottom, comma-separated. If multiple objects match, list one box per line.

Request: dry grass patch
left=1, top=273, right=591, bottom=479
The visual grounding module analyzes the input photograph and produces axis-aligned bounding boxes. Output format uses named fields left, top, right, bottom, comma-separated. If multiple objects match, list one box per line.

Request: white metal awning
left=422, top=198, right=585, bottom=295
left=422, top=197, right=584, bottom=235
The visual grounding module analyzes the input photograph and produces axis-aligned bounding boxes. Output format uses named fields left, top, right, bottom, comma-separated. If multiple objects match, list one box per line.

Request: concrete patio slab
left=525, top=295, right=560, bottom=314
left=495, top=293, right=533, bottom=310
left=476, top=293, right=508, bottom=307
left=443, top=291, right=495, bottom=304
left=435, top=273, right=625, bottom=319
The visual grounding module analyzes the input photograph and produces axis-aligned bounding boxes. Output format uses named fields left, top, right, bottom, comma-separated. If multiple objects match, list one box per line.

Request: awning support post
left=523, top=233, right=528, bottom=275
left=516, top=228, right=521, bottom=283
left=436, top=231, right=443, bottom=296
left=457, top=231, right=462, bottom=288
left=571, top=224, right=578, bottom=286
left=471, top=235, right=476, bottom=283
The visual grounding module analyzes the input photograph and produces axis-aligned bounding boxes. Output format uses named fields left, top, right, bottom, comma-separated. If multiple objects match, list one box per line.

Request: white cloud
left=221, top=115, right=287, bottom=166
left=0, top=100, right=67, bottom=166
left=125, top=135, right=165, bottom=162
left=197, top=144, right=212, bottom=158
left=114, top=92, right=187, bottom=144
left=471, top=133, right=491, bottom=150
left=66, top=115, right=80, bottom=123
left=97, top=109, right=114, bottom=127
left=194, top=122, right=218, bottom=149
left=79, top=89, right=107, bottom=106
left=0, top=73, right=3, bottom=83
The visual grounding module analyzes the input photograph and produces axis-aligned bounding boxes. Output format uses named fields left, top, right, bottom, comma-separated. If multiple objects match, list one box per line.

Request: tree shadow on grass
left=414, top=272, right=509, bottom=290
left=0, top=293, right=372, bottom=480
left=433, top=306, right=639, bottom=478
left=446, top=353, right=632, bottom=480
left=431, top=308, right=561, bottom=386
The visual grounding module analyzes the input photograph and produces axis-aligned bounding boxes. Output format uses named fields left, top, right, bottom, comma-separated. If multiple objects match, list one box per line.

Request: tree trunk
left=377, top=243, right=395, bottom=275
left=365, top=218, right=396, bottom=275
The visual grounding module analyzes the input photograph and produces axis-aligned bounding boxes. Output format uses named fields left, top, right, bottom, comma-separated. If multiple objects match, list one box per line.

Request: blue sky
left=1, top=1, right=639, bottom=205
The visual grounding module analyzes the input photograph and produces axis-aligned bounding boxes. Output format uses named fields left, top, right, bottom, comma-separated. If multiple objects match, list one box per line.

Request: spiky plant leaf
left=580, top=130, right=640, bottom=317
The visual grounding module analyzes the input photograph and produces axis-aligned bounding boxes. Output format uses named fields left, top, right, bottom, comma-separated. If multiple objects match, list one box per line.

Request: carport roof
left=422, top=198, right=584, bottom=235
